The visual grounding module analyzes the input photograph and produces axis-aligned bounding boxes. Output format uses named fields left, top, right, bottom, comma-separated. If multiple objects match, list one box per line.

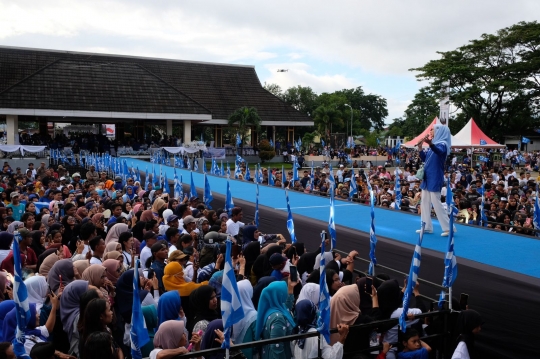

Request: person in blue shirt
left=7, top=192, right=25, bottom=221
left=397, top=328, right=431, bottom=359
left=417, top=124, right=453, bottom=237
left=269, top=253, right=287, bottom=280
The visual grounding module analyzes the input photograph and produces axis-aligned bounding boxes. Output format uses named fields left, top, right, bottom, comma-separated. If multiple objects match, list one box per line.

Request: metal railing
left=172, top=310, right=454, bottom=359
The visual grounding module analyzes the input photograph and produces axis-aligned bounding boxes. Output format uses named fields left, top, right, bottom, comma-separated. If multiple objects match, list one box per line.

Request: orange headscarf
left=105, top=180, right=114, bottom=190
left=162, top=262, right=208, bottom=297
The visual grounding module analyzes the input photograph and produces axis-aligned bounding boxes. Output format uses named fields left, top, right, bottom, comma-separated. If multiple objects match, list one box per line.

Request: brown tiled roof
left=0, top=46, right=312, bottom=123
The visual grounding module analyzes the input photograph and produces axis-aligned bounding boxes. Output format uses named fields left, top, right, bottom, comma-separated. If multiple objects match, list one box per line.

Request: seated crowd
left=0, top=161, right=481, bottom=359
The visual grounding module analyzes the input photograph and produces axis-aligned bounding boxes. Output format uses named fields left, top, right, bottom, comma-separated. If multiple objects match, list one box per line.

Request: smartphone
left=47, top=284, right=54, bottom=296
left=148, top=268, right=155, bottom=280
left=289, top=265, right=298, bottom=282
left=58, top=274, right=63, bottom=289
left=460, top=293, right=469, bottom=310
left=365, top=277, right=373, bottom=295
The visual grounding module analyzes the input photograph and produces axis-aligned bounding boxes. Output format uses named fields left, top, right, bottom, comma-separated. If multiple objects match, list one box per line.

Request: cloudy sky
left=1, top=0, right=538, bottom=122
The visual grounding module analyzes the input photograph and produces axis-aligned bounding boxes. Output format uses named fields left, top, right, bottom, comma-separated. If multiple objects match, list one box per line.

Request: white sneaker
left=416, top=229, right=433, bottom=234
left=441, top=231, right=449, bottom=237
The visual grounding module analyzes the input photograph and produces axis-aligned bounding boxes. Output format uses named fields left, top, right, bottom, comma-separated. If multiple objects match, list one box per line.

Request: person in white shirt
left=451, top=310, right=482, bottom=359
left=88, top=236, right=105, bottom=265
left=140, top=231, right=158, bottom=269
left=181, top=246, right=197, bottom=283
left=226, top=207, right=245, bottom=237
left=166, top=227, right=181, bottom=256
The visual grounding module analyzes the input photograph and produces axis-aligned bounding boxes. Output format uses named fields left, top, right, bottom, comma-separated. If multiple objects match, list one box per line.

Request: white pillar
left=6, top=115, right=18, bottom=145
left=183, top=120, right=192, bottom=144
left=166, top=120, right=173, bottom=136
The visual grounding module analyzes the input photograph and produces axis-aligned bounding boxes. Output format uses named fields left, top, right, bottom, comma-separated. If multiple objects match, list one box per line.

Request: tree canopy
left=411, top=21, right=540, bottom=140
left=227, top=106, right=262, bottom=150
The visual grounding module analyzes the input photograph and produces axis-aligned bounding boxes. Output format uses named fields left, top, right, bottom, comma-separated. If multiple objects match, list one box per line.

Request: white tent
left=451, top=118, right=505, bottom=148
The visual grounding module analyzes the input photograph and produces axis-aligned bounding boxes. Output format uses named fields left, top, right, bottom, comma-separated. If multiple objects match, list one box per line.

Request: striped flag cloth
left=236, top=133, right=242, bottom=147
left=292, top=159, right=299, bottom=183
left=187, top=158, right=191, bottom=171
left=221, top=161, right=225, bottom=177
left=534, top=186, right=540, bottom=237
left=479, top=178, right=488, bottom=227
left=204, top=174, right=213, bottom=209
left=236, top=154, right=243, bottom=163
left=12, top=231, right=31, bottom=359
left=131, top=259, right=150, bottom=359
left=317, top=232, right=331, bottom=344
left=203, top=159, right=208, bottom=174
left=321, top=139, right=325, bottom=147
left=174, top=169, right=182, bottom=199
left=281, top=165, right=285, bottom=188
left=285, top=190, right=297, bottom=243
left=190, top=172, right=197, bottom=199
left=162, top=172, right=169, bottom=194
left=479, top=139, right=487, bottom=145
left=226, top=163, right=231, bottom=178
left=310, top=167, right=315, bottom=192
left=349, top=169, right=357, bottom=200
left=194, top=159, right=199, bottom=172
left=328, top=163, right=335, bottom=186
left=394, top=169, right=402, bottom=210
left=245, top=164, right=251, bottom=181
left=328, top=184, right=337, bottom=250
left=145, top=167, right=150, bottom=191
left=225, top=180, right=234, bottom=215
left=439, top=203, right=458, bottom=309
left=255, top=184, right=260, bottom=228
left=366, top=176, right=377, bottom=276
left=400, top=222, right=425, bottom=332
left=268, top=170, right=275, bottom=186
left=234, top=162, right=241, bottom=179
left=221, top=240, right=245, bottom=349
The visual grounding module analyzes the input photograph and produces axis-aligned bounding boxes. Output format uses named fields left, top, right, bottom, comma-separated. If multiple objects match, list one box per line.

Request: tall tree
left=335, top=87, right=388, bottom=131
left=281, top=85, right=319, bottom=116
left=227, top=107, right=262, bottom=153
left=263, top=82, right=283, bottom=98
left=411, top=21, right=540, bottom=140
left=312, top=105, right=343, bottom=141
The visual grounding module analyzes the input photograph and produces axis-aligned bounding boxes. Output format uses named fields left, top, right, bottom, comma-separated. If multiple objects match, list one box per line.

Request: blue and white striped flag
left=226, top=162, right=231, bottom=178
left=310, top=167, right=315, bottom=192
left=12, top=231, right=31, bottom=359
left=400, top=222, right=425, bottom=332
left=220, top=161, right=225, bottom=177
left=236, top=154, right=244, bottom=163
left=366, top=176, right=377, bottom=276
left=285, top=190, right=297, bottom=243
left=534, top=185, right=540, bottom=237
left=204, top=174, right=213, bottom=209
left=281, top=165, right=285, bottom=189
left=131, top=259, right=150, bottom=359
left=152, top=165, right=157, bottom=186
left=269, top=139, right=274, bottom=148
left=203, top=159, right=208, bottom=174
left=394, top=169, right=402, bottom=210
left=479, top=178, right=488, bottom=227
left=255, top=184, right=260, bottom=228
left=187, top=158, right=191, bottom=171
left=221, top=240, right=245, bottom=349
left=234, top=161, right=241, bottom=179
left=245, top=164, right=251, bottom=181
left=328, top=185, right=337, bottom=250
left=478, top=156, right=488, bottom=162
left=292, top=160, right=299, bottom=183
left=236, top=133, right=242, bottom=147
left=190, top=172, right=197, bottom=199
left=317, top=232, right=331, bottom=344
left=522, top=137, right=530, bottom=144
left=269, top=170, right=275, bottom=186
left=349, top=169, right=357, bottom=200
left=439, top=204, right=458, bottom=309
left=194, top=159, right=199, bottom=172
left=174, top=169, right=182, bottom=199
left=162, top=171, right=169, bottom=194
left=145, top=167, right=150, bottom=191
left=135, top=166, right=141, bottom=183
left=225, top=180, right=234, bottom=215
left=328, top=163, right=335, bottom=186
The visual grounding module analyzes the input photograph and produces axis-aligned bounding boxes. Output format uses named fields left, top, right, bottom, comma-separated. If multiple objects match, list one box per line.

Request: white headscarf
left=25, top=276, right=49, bottom=311
left=296, top=283, right=320, bottom=307
left=231, top=279, right=258, bottom=344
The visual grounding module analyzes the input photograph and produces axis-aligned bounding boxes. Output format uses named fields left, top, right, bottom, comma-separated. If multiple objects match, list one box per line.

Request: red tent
left=452, top=118, right=504, bottom=148
left=402, top=117, right=440, bottom=148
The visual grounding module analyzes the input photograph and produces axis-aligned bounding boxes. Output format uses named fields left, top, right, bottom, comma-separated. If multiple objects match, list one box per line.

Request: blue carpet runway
left=127, top=158, right=540, bottom=278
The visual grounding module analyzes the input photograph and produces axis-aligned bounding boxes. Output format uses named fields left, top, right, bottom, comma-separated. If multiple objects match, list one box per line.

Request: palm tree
left=313, top=105, right=343, bottom=145
left=227, top=106, right=262, bottom=154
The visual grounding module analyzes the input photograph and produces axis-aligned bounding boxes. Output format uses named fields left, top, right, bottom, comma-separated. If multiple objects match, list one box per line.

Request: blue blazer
left=419, top=143, right=447, bottom=193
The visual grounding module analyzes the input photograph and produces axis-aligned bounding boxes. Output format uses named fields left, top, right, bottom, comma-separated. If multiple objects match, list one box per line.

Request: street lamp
left=344, top=104, right=353, bottom=147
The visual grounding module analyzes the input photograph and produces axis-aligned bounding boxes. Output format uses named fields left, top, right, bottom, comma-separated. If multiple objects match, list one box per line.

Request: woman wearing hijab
left=156, top=291, right=184, bottom=329
left=25, top=276, right=49, bottom=313
left=30, top=230, right=47, bottom=258
left=242, top=241, right=260, bottom=285
left=2, top=300, right=59, bottom=355
left=0, top=300, right=14, bottom=339
left=294, top=299, right=347, bottom=359
left=115, top=269, right=158, bottom=324
left=104, top=241, right=122, bottom=256
left=47, top=259, right=79, bottom=293
left=150, top=320, right=193, bottom=359
left=417, top=124, right=453, bottom=236
left=231, top=279, right=258, bottom=359
left=73, top=260, right=89, bottom=276
left=0, top=232, right=13, bottom=265
left=151, top=198, right=167, bottom=217
left=124, top=186, right=136, bottom=201
left=296, top=283, right=320, bottom=307
left=163, top=261, right=208, bottom=314
left=105, top=223, right=129, bottom=245
left=82, top=264, right=115, bottom=304
left=452, top=310, right=482, bottom=359
left=140, top=305, right=159, bottom=358
left=140, top=210, right=154, bottom=223
left=91, top=213, right=107, bottom=238
left=6, top=221, right=22, bottom=234
left=188, top=285, right=220, bottom=336
left=255, top=280, right=297, bottom=359
left=102, top=259, right=123, bottom=285
left=37, top=248, right=61, bottom=277
left=252, top=276, right=276, bottom=310
left=200, top=319, right=227, bottom=359
left=329, top=285, right=360, bottom=346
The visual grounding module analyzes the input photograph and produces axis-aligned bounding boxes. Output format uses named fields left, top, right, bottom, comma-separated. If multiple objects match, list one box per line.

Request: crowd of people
left=0, top=157, right=484, bottom=359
